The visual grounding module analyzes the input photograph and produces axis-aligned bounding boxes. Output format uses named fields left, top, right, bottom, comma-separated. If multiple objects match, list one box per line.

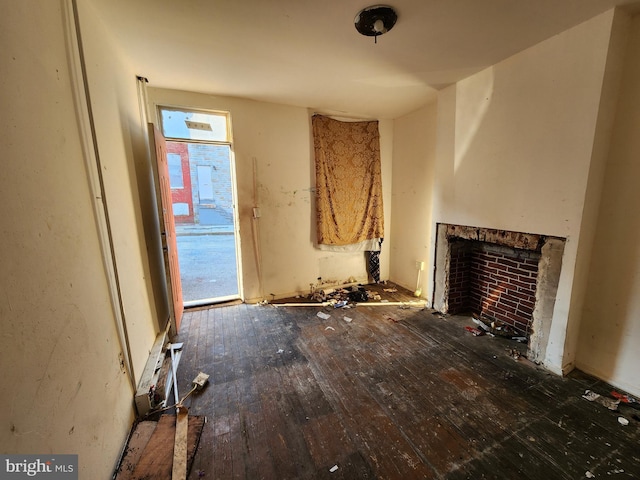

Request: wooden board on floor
left=172, top=409, right=189, bottom=480
left=114, top=421, right=157, bottom=480
left=119, top=414, right=205, bottom=480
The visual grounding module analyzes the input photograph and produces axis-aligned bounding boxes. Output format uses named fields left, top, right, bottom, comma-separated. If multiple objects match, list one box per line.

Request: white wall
left=147, top=88, right=393, bottom=301
left=389, top=103, right=437, bottom=298
left=577, top=14, right=640, bottom=398
left=0, top=1, right=140, bottom=476
left=430, top=11, right=616, bottom=374
left=76, top=0, right=160, bottom=377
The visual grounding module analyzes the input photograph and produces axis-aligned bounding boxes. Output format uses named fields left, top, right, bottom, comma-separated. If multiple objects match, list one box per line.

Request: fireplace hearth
left=433, top=224, right=565, bottom=363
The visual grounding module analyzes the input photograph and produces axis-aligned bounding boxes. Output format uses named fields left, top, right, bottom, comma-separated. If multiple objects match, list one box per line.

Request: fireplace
left=433, top=224, right=566, bottom=363
left=448, top=239, right=540, bottom=336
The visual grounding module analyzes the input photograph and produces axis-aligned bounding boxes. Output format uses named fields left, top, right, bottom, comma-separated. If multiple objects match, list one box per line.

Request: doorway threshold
left=184, top=295, right=241, bottom=310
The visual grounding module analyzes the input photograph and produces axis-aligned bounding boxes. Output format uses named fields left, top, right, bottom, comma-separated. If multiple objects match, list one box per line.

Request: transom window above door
left=159, top=107, right=230, bottom=143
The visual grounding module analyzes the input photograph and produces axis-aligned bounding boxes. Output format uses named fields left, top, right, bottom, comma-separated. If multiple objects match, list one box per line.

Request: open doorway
left=159, top=106, right=242, bottom=307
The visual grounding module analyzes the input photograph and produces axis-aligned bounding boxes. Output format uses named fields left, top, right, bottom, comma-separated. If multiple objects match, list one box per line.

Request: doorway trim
left=156, top=105, right=243, bottom=306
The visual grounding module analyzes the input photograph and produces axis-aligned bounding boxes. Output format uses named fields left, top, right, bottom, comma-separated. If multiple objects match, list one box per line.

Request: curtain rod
left=312, top=112, right=378, bottom=122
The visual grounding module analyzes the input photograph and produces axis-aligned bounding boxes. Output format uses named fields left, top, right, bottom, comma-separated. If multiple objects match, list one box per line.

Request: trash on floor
left=317, top=311, right=331, bottom=320
left=465, top=326, right=485, bottom=336
left=343, top=316, right=353, bottom=323
left=273, top=282, right=425, bottom=310
left=472, top=317, right=491, bottom=331
left=329, top=465, right=339, bottom=473
left=582, top=390, right=620, bottom=411
left=325, top=326, right=335, bottom=331
left=618, top=416, right=630, bottom=426
left=348, top=288, right=369, bottom=302
left=611, top=391, right=640, bottom=409
left=471, top=314, right=528, bottom=343
left=507, top=348, right=521, bottom=360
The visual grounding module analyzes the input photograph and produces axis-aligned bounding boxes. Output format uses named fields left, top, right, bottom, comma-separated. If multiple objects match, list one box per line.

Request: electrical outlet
left=416, top=261, right=425, bottom=271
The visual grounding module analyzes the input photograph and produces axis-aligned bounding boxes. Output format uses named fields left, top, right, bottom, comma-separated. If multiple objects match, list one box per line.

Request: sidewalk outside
left=174, top=223, right=239, bottom=302
left=175, top=223, right=234, bottom=236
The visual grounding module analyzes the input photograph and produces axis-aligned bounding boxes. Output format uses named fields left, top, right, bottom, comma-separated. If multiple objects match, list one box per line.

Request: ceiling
left=86, top=0, right=638, bottom=119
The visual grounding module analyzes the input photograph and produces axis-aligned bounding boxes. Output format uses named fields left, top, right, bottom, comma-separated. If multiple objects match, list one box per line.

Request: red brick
left=510, top=290, right=533, bottom=301
left=496, top=258, right=519, bottom=268
left=519, top=263, right=538, bottom=272
left=519, top=299, right=535, bottom=311
left=501, top=298, right=519, bottom=309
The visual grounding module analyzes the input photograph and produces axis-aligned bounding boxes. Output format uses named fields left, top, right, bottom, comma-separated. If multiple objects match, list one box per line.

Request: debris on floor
left=347, top=287, right=369, bottom=302
left=317, top=311, right=331, bottom=319
left=507, top=348, right=522, bottom=361
left=466, top=314, right=530, bottom=343
left=272, top=282, right=427, bottom=310
left=472, top=317, right=491, bottom=331
left=582, top=390, right=620, bottom=411
left=329, top=465, right=339, bottom=473
left=611, top=391, right=640, bottom=409
left=464, top=326, right=484, bottom=336
left=309, top=281, right=394, bottom=305
left=618, top=416, right=630, bottom=426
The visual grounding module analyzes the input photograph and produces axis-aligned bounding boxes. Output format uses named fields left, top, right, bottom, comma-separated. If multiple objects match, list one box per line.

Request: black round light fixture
left=354, top=5, right=397, bottom=43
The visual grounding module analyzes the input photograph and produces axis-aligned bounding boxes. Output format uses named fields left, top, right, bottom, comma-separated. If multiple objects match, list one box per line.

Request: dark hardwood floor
left=174, top=284, right=640, bottom=479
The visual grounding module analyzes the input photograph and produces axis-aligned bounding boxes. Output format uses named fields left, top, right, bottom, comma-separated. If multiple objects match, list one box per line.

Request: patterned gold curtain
left=312, top=115, right=384, bottom=246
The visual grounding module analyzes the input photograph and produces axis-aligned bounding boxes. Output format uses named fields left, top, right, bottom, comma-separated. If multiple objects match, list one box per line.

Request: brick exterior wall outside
left=448, top=240, right=539, bottom=336
left=188, top=143, right=234, bottom=225
left=166, top=141, right=194, bottom=224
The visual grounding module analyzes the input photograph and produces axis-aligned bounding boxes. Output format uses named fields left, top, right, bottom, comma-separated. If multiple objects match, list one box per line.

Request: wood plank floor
left=174, top=284, right=640, bottom=479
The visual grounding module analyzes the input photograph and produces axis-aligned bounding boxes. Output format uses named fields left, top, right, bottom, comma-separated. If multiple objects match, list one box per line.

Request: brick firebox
left=433, top=223, right=566, bottom=363
left=448, top=240, right=540, bottom=336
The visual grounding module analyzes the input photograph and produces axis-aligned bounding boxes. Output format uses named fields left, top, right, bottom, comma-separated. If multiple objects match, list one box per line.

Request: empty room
left=2, top=0, right=640, bottom=478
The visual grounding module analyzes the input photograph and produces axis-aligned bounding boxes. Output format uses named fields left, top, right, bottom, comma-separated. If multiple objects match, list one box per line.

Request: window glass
left=160, top=107, right=229, bottom=142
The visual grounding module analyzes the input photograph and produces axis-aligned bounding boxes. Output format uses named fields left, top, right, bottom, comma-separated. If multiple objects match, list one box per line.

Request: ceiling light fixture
left=354, top=5, right=397, bottom=44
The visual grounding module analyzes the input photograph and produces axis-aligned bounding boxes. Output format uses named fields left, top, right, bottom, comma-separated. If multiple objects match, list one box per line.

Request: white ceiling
left=86, top=0, right=638, bottom=119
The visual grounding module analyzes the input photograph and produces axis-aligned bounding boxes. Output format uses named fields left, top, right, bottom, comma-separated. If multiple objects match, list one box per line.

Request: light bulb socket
left=354, top=5, right=397, bottom=38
